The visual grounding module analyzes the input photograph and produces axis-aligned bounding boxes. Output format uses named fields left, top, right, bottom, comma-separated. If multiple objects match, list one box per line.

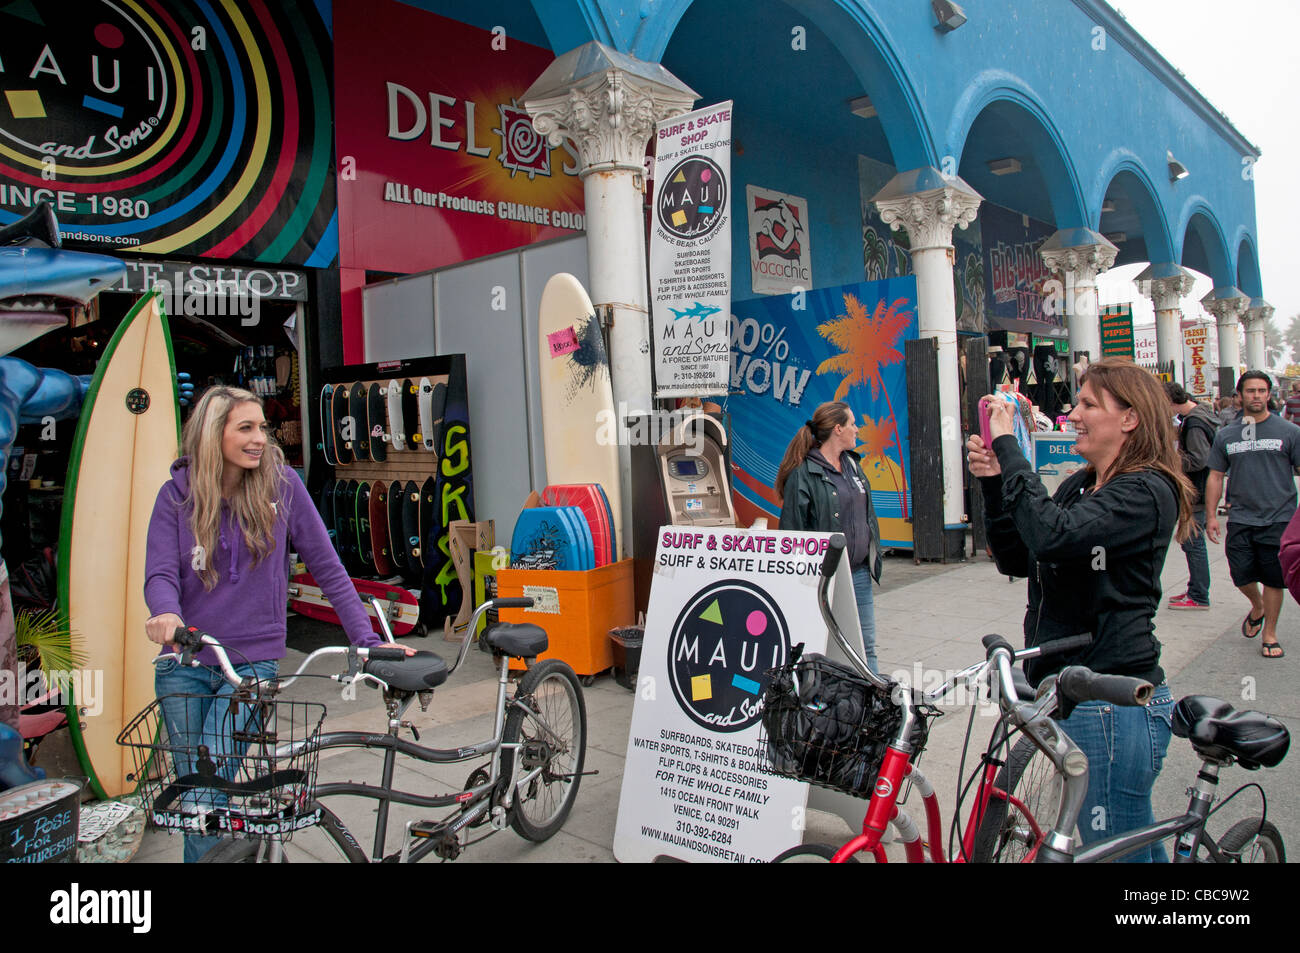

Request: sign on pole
left=650, top=102, right=734, bottom=397
left=1183, top=323, right=1212, bottom=397
left=1100, top=305, right=1135, bottom=359
left=613, top=527, right=855, bottom=863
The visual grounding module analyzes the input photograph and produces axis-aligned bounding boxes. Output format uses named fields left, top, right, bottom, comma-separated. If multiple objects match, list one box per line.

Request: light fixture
left=849, top=95, right=877, bottom=119
left=987, top=157, right=1022, bottom=176
left=1167, top=150, right=1189, bottom=181
left=933, top=0, right=967, bottom=33
left=1101, top=199, right=1116, bottom=213
left=1104, top=232, right=1127, bottom=244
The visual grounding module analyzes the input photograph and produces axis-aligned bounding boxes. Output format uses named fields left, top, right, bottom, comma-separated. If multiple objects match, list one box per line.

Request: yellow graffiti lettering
left=440, top=424, right=469, bottom=476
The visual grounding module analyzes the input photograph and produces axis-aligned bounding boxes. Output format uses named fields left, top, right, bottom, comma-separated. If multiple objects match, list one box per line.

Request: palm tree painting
left=816, top=292, right=913, bottom=518
left=854, top=413, right=908, bottom=517
left=862, top=226, right=888, bottom=281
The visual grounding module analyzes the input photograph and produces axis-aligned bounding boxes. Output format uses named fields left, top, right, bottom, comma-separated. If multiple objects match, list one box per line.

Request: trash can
left=608, top=625, right=644, bottom=691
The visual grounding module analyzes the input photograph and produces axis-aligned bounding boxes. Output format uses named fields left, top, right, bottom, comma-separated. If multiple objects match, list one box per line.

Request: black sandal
left=1262, top=641, right=1284, bottom=659
left=1242, top=613, right=1264, bottom=639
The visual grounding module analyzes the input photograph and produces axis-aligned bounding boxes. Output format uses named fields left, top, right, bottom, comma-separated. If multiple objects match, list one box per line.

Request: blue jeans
left=154, top=656, right=279, bottom=863
left=1059, top=682, right=1174, bottom=862
left=1180, top=509, right=1210, bottom=604
left=851, top=566, right=877, bottom=674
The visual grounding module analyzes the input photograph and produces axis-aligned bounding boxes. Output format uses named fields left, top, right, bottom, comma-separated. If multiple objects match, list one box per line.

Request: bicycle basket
left=757, top=653, right=902, bottom=797
left=117, top=692, right=326, bottom=841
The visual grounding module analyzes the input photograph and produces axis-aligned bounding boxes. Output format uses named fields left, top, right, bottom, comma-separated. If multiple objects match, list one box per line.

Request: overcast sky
left=1096, top=0, right=1299, bottom=338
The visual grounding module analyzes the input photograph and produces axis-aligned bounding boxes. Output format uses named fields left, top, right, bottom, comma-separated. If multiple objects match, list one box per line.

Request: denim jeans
left=851, top=565, right=877, bottom=674
left=1058, top=682, right=1174, bottom=862
left=1180, top=509, right=1210, bottom=604
left=154, top=656, right=279, bottom=863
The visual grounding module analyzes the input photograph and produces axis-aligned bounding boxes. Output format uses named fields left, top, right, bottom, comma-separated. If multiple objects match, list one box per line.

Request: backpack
left=1178, top=411, right=1218, bottom=504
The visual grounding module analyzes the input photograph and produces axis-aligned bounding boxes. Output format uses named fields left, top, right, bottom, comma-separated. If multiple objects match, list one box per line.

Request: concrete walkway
left=132, top=528, right=1295, bottom=863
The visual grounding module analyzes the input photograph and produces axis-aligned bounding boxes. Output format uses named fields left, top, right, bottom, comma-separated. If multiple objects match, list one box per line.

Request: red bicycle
left=764, top=535, right=1147, bottom=863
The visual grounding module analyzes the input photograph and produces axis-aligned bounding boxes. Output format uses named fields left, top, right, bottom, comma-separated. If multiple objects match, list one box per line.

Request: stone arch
left=1234, top=231, right=1263, bottom=298
left=1091, top=150, right=1174, bottom=265
left=643, top=0, right=935, bottom=170
left=946, top=70, right=1087, bottom=228
left=1176, top=199, right=1233, bottom=287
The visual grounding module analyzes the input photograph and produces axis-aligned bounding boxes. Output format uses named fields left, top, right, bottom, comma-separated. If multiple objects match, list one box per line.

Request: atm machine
left=628, top=410, right=737, bottom=615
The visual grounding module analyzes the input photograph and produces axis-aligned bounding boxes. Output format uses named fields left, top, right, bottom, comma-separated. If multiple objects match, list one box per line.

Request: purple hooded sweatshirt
left=144, top=458, right=381, bottom=665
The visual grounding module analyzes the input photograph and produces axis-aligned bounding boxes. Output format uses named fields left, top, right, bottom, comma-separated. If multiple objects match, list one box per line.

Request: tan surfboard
left=58, top=292, right=180, bottom=800
left=537, top=274, right=623, bottom=555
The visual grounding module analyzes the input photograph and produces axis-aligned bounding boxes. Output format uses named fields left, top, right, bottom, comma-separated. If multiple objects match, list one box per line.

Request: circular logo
left=874, top=777, right=894, bottom=798
left=656, top=156, right=727, bottom=240
left=125, top=388, right=150, bottom=414
left=667, top=579, right=790, bottom=732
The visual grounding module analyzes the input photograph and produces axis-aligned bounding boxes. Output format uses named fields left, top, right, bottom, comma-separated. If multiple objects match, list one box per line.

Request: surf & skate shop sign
left=746, top=185, right=811, bottom=296
left=649, top=102, right=733, bottom=398
left=613, top=527, right=837, bottom=863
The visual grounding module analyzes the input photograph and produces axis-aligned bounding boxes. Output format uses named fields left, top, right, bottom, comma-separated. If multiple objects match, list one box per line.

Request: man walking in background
left=1286, top=380, right=1300, bottom=423
left=1165, top=381, right=1217, bottom=609
left=1206, top=371, right=1300, bottom=659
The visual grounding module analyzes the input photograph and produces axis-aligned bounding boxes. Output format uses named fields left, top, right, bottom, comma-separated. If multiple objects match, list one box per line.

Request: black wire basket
left=117, top=692, right=326, bottom=841
left=757, top=652, right=903, bottom=798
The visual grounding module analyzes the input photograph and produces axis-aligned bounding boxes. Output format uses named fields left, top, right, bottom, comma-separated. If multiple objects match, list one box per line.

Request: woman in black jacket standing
left=966, top=359, right=1194, bottom=862
left=777, top=401, right=882, bottom=672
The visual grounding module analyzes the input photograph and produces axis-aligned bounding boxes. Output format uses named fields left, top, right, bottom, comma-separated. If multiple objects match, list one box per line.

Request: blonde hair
left=179, top=385, right=288, bottom=590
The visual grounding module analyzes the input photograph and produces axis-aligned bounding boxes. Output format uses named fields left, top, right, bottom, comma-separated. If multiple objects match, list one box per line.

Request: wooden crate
left=496, top=559, right=635, bottom=676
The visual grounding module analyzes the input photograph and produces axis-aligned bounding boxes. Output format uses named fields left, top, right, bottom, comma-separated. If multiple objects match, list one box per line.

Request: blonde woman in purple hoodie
left=143, top=385, right=388, bottom=861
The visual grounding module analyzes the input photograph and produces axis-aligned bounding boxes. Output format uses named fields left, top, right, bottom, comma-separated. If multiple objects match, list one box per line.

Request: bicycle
left=766, top=534, right=1290, bottom=863
left=118, top=595, right=589, bottom=862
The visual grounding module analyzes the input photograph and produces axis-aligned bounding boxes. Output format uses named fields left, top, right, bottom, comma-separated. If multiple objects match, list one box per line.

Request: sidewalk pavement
left=132, top=525, right=1295, bottom=863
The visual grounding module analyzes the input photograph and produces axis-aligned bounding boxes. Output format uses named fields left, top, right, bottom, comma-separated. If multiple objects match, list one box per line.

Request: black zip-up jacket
left=980, top=435, right=1176, bottom=686
left=779, top=450, right=882, bottom=583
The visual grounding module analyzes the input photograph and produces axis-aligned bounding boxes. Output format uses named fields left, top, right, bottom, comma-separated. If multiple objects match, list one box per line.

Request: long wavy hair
left=179, top=385, right=288, bottom=590
left=1078, top=359, right=1195, bottom=543
left=775, top=401, right=852, bottom=500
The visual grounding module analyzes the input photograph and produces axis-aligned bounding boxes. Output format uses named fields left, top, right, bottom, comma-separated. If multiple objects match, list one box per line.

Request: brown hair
left=1078, top=359, right=1195, bottom=543
left=775, top=401, right=852, bottom=500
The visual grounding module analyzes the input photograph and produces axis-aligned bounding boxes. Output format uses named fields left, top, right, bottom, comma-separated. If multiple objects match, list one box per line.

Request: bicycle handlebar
left=1056, top=666, right=1152, bottom=707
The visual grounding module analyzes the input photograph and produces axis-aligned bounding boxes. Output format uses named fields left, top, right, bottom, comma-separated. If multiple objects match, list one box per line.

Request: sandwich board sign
left=612, top=527, right=858, bottom=863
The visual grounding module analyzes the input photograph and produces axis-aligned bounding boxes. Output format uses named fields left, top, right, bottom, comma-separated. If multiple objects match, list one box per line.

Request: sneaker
left=1168, top=596, right=1210, bottom=610
left=1167, top=592, right=1186, bottom=604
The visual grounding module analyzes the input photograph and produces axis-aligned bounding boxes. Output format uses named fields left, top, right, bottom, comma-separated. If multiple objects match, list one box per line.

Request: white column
left=874, top=171, right=982, bottom=529
left=1040, top=232, right=1118, bottom=390
left=1202, top=289, right=1249, bottom=395
left=1244, top=299, right=1273, bottom=372
left=1137, top=265, right=1194, bottom=381
left=525, top=45, right=697, bottom=555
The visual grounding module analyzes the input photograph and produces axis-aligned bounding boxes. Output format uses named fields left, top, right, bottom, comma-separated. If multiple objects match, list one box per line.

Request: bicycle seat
left=1171, top=695, right=1290, bottom=769
left=482, top=622, right=547, bottom=659
left=364, top=650, right=448, bottom=692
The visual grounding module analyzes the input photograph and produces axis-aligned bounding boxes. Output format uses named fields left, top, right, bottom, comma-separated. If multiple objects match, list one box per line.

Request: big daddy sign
left=613, top=528, right=852, bottom=863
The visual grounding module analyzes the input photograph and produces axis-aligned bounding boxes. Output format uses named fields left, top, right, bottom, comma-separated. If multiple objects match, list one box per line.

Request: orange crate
left=496, top=559, right=635, bottom=676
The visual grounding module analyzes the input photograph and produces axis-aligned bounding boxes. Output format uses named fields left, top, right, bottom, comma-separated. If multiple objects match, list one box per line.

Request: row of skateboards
left=318, top=476, right=435, bottom=581
left=321, top=378, right=445, bottom=464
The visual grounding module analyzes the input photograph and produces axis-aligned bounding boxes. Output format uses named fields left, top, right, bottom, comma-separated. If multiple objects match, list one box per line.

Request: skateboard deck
left=386, top=380, right=405, bottom=451
left=402, top=479, right=422, bottom=571
left=419, top=476, right=437, bottom=566
left=320, top=478, right=338, bottom=556
left=538, top=274, right=623, bottom=558
left=417, top=377, right=435, bottom=451
left=332, top=383, right=352, bottom=465
left=402, top=379, right=421, bottom=450
left=320, top=384, right=337, bottom=466
left=356, top=481, right=374, bottom=571
left=367, top=383, right=388, bottom=463
left=288, top=573, right=420, bottom=637
left=386, top=482, right=408, bottom=574
left=348, top=382, right=370, bottom=461
left=429, top=380, right=447, bottom=454
left=58, top=291, right=179, bottom=800
left=369, top=480, right=397, bottom=577
left=339, top=480, right=360, bottom=574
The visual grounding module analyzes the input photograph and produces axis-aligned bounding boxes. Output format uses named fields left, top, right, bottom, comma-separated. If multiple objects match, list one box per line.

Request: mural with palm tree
left=863, top=225, right=889, bottom=281
left=854, top=413, right=908, bottom=518
left=816, top=292, right=913, bottom=518
left=964, top=253, right=985, bottom=328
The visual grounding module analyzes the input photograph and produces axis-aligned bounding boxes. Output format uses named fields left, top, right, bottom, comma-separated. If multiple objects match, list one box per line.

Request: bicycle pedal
left=409, top=820, right=447, bottom=839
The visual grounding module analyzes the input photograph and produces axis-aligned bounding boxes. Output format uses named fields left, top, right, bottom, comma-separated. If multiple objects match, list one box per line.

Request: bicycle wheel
left=971, top=737, right=1071, bottom=863
left=771, top=843, right=861, bottom=863
left=197, top=804, right=367, bottom=864
left=501, top=659, right=587, bottom=842
left=1217, top=818, right=1285, bottom=863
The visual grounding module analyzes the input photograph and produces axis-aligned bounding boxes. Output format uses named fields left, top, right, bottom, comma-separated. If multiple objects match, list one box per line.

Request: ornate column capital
left=1039, top=229, right=1119, bottom=284
left=1136, top=263, right=1195, bottom=311
left=1245, top=298, right=1275, bottom=330
left=1201, top=288, right=1250, bottom=328
left=872, top=167, right=982, bottom=251
left=523, top=42, right=698, bottom=175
